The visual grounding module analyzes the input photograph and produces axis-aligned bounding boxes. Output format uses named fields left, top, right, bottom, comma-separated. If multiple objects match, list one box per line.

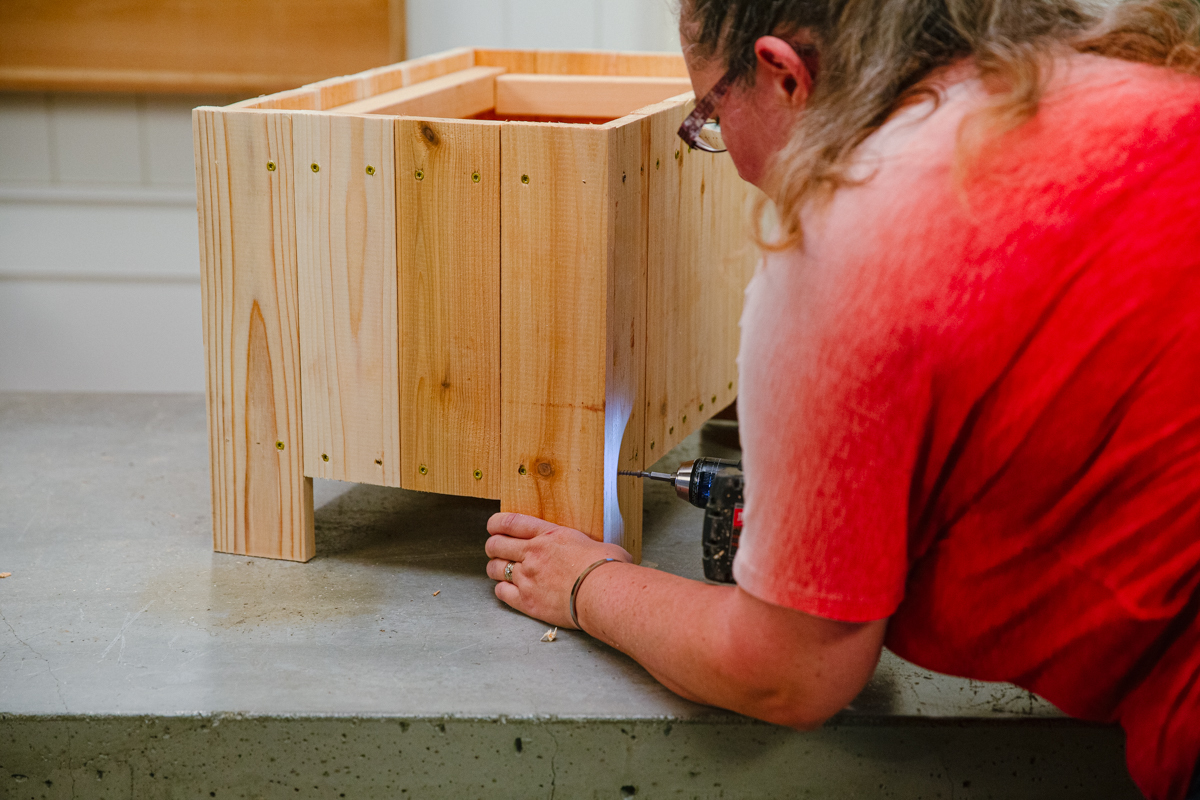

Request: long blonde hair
left=683, top=0, right=1200, bottom=249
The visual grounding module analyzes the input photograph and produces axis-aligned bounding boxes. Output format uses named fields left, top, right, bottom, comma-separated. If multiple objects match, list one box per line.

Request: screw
left=521, top=174, right=530, bottom=184
left=518, top=465, right=527, bottom=476
left=365, top=165, right=376, bottom=176
left=683, top=415, right=688, bottom=424
left=622, top=172, right=626, bottom=183
left=669, top=426, right=675, bottom=435
left=473, top=469, right=483, bottom=481
left=675, top=150, right=680, bottom=160
left=267, top=161, right=277, bottom=172
left=712, top=395, right=717, bottom=404
left=472, top=172, right=481, bottom=183
left=321, top=453, right=329, bottom=462
left=375, top=458, right=382, bottom=466
left=275, top=441, right=285, bottom=450
left=415, top=169, right=424, bottom=181
left=699, top=403, right=705, bottom=412
left=311, top=163, right=320, bottom=173
left=728, top=381, right=734, bottom=390
left=419, top=464, right=428, bottom=475
left=650, top=441, right=655, bottom=450
left=656, top=158, right=660, bottom=169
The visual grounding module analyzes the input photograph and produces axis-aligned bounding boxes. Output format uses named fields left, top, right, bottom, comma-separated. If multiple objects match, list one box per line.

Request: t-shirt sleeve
left=732, top=249, right=931, bottom=623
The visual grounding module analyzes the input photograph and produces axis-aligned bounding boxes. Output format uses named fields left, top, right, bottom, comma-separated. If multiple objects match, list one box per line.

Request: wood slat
left=397, top=119, right=502, bottom=498
left=293, top=112, right=402, bottom=487
left=330, top=66, right=504, bottom=117
left=474, top=49, right=687, bottom=78
left=500, top=119, right=649, bottom=556
left=193, top=107, right=314, bottom=561
left=645, top=102, right=757, bottom=459
left=494, top=75, right=693, bottom=120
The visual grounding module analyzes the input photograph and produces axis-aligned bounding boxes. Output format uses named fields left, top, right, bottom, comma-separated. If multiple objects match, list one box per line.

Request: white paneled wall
left=0, top=0, right=682, bottom=392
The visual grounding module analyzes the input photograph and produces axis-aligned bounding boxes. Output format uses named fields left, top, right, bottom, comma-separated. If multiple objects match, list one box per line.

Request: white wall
left=0, top=0, right=682, bottom=392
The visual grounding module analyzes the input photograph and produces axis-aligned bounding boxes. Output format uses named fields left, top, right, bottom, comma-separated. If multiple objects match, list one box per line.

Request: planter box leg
left=194, top=108, right=315, bottom=562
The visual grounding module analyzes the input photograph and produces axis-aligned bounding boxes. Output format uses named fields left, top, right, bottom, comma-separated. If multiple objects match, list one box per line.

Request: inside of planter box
left=326, top=66, right=693, bottom=124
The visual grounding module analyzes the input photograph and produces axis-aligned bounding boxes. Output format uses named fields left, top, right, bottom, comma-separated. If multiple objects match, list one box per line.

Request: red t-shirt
left=735, top=54, right=1200, bottom=799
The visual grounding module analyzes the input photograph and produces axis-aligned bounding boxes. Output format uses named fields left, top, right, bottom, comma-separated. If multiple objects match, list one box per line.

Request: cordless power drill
left=620, top=458, right=744, bottom=584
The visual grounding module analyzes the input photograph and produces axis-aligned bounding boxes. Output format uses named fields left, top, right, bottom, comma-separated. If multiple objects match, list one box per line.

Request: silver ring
left=504, top=561, right=515, bottom=582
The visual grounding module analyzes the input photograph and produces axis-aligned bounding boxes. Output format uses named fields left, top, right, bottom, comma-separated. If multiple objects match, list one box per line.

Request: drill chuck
left=619, top=457, right=741, bottom=509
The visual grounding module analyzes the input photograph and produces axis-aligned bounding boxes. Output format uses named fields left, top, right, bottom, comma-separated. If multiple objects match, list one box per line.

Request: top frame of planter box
left=193, top=48, right=756, bottom=563
left=228, top=47, right=694, bottom=120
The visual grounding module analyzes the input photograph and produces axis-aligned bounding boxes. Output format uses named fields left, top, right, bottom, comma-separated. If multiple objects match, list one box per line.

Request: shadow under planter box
left=193, top=47, right=758, bottom=563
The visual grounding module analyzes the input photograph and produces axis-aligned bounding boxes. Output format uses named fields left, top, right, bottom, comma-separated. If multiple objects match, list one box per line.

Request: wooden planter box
left=193, top=47, right=756, bottom=563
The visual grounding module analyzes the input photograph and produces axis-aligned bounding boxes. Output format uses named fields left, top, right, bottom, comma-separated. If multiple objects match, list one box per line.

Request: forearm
left=573, top=563, right=876, bottom=727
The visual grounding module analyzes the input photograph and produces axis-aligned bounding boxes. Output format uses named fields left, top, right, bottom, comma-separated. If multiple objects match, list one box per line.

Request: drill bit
left=619, top=470, right=676, bottom=483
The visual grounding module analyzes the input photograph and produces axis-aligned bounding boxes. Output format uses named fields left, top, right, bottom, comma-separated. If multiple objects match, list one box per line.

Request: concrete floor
left=0, top=394, right=1140, bottom=799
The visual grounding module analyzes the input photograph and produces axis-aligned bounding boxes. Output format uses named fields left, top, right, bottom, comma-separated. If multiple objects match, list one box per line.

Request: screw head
left=650, top=441, right=655, bottom=450
left=311, top=163, right=320, bottom=173
left=473, top=469, right=483, bottom=481
left=415, top=169, right=424, bottom=181
left=683, top=415, right=688, bottom=424
left=266, top=161, right=277, bottom=172
left=712, top=395, right=717, bottom=404
left=375, top=458, right=382, bottom=466
left=622, top=172, right=626, bottom=183
left=365, top=165, right=376, bottom=176
left=699, top=404, right=705, bottom=412
left=669, top=426, right=675, bottom=435
left=521, top=174, right=530, bottom=184
left=656, top=158, right=660, bottom=169
left=472, top=172, right=481, bottom=183
left=419, top=464, right=428, bottom=475
left=275, top=441, right=285, bottom=450
left=728, top=381, right=734, bottom=390
left=321, top=453, right=329, bottom=462
left=518, top=465, right=527, bottom=476
left=675, top=150, right=680, bottom=160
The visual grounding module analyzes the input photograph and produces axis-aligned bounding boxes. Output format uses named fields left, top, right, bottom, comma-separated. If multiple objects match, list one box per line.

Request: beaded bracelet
left=569, top=558, right=617, bottom=630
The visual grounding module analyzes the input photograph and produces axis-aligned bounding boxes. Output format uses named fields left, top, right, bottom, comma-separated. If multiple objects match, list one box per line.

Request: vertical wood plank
left=294, top=112, right=402, bottom=487
left=500, top=119, right=648, bottom=555
left=396, top=118, right=502, bottom=498
left=605, top=116, right=649, bottom=561
left=193, top=107, right=314, bottom=562
left=645, top=102, right=757, bottom=459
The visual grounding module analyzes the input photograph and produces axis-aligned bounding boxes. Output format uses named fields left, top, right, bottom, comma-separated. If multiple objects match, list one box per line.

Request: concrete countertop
left=0, top=394, right=1138, bottom=799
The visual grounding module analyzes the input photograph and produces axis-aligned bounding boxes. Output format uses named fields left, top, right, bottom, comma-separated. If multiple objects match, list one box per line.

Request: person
left=483, top=1, right=1200, bottom=797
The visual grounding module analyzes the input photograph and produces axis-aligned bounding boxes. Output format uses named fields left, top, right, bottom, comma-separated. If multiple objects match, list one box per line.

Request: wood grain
left=1, top=0, right=405, bottom=95
left=193, top=107, right=315, bottom=561
left=475, top=50, right=687, bottom=78
left=494, top=75, right=693, bottom=120
left=500, top=119, right=649, bottom=555
left=397, top=119, right=502, bottom=498
left=644, top=101, right=757, bottom=459
left=331, top=67, right=504, bottom=118
left=293, top=112, right=402, bottom=487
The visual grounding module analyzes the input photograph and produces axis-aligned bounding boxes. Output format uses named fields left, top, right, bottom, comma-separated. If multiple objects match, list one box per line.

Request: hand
left=485, top=513, right=633, bottom=629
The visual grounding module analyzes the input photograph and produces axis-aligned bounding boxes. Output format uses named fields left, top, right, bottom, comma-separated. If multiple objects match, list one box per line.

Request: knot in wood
left=421, top=124, right=440, bottom=146
left=536, top=462, right=554, bottom=478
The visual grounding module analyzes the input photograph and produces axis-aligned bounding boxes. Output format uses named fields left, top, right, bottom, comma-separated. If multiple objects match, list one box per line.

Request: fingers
left=484, top=535, right=528, bottom=562
left=485, top=558, right=512, bottom=582
left=487, top=512, right=562, bottom=540
left=495, top=580, right=521, bottom=608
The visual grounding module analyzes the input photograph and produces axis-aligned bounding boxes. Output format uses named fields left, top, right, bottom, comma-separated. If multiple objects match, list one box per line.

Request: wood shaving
left=540, top=628, right=558, bottom=643
left=0, top=573, right=10, bottom=579
left=432, top=591, right=440, bottom=596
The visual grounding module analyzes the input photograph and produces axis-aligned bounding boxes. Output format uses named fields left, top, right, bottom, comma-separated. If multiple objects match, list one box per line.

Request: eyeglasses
left=676, top=45, right=820, bottom=154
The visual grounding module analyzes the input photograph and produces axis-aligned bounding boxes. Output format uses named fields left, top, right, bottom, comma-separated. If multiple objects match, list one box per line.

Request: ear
left=753, top=36, right=813, bottom=107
